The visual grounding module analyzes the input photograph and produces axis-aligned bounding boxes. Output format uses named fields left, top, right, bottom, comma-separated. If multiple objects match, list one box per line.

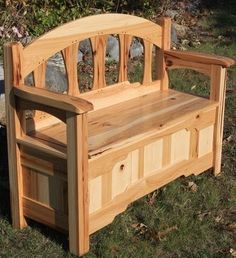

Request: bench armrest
left=14, top=85, right=94, bottom=114
left=164, top=50, right=235, bottom=68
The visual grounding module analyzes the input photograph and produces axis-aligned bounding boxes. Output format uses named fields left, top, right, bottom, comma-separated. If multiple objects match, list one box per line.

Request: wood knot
left=166, top=60, right=173, bottom=66
left=120, top=164, right=125, bottom=171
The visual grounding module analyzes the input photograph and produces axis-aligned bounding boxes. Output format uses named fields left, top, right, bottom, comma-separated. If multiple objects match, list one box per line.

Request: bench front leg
left=66, top=112, right=89, bottom=256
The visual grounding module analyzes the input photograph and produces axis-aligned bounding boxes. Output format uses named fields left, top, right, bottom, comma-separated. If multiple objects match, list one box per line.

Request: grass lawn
left=0, top=5, right=236, bottom=258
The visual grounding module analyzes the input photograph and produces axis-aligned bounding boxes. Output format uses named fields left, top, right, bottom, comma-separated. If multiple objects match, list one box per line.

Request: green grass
left=1, top=5, right=236, bottom=258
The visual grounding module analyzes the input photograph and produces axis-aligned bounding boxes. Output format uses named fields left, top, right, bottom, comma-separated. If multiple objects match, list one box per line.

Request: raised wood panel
left=171, top=129, right=190, bottom=164
left=22, top=166, right=68, bottom=213
left=111, top=150, right=139, bottom=199
left=144, top=139, right=163, bottom=175
left=89, top=176, right=102, bottom=214
left=198, top=125, right=214, bottom=157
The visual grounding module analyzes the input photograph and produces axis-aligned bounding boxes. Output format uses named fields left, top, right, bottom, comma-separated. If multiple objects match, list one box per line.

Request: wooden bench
left=4, top=14, right=234, bottom=256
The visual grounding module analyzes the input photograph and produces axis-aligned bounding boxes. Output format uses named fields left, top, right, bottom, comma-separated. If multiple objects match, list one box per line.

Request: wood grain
left=4, top=42, right=27, bottom=229
left=66, top=113, right=89, bottom=255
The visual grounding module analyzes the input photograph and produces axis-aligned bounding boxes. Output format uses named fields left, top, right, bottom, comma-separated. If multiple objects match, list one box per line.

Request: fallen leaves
left=187, top=181, right=198, bottom=192
left=131, top=223, right=178, bottom=243
left=230, top=248, right=236, bottom=257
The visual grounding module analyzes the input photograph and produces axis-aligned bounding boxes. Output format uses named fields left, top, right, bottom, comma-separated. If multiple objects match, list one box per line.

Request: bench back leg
left=66, top=113, right=89, bottom=256
left=210, top=65, right=227, bottom=175
left=4, top=43, right=27, bottom=229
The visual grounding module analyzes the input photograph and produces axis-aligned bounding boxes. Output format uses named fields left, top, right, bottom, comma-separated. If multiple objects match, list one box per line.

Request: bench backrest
left=6, top=14, right=171, bottom=128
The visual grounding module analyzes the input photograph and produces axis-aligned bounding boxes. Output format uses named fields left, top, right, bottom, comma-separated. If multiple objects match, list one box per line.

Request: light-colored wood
left=4, top=14, right=234, bottom=257
left=165, top=50, right=235, bottom=68
left=23, top=149, right=214, bottom=235
left=34, top=63, right=46, bottom=88
left=62, top=43, right=80, bottom=95
left=23, top=197, right=68, bottom=231
left=210, top=65, right=227, bottom=175
left=111, top=150, right=138, bottom=198
left=16, top=135, right=67, bottom=159
left=171, top=129, right=190, bottom=164
left=80, top=82, right=160, bottom=111
left=87, top=107, right=217, bottom=179
left=27, top=90, right=218, bottom=158
left=89, top=176, right=102, bottom=214
left=22, top=14, right=163, bottom=77
left=143, top=40, right=153, bottom=85
left=118, top=34, right=132, bottom=82
left=162, top=135, right=171, bottom=167
left=156, top=17, right=171, bottom=90
left=4, top=43, right=27, bottom=229
left=189, top=128, right=199, bottom=159
left=165, top=55, right=211, bottom=77
left=198, top=125, right=214, bottom=157
left=66, top=113, right=89, bottom=255
left=91, top=36, right=107, bottom=90
left=144, top=139, right=163, bottom=175
left=14, top=85, right=93, bottom=114
left=89, top=153, right=214, bottom=234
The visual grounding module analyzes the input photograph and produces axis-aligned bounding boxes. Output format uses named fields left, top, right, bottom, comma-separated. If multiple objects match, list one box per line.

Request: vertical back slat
left=62, top=43, right=79, bottom=96
left=34, top=63, right=46, bottom=88
left=143, top=40, right=153, bottom=85
left=91, top=36, right=107, bottom=90
left=118, top=34, right=132, bottom=82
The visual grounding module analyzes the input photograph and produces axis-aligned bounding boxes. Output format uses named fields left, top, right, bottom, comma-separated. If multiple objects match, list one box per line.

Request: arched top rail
left=22, top=13, right=163, bottom=77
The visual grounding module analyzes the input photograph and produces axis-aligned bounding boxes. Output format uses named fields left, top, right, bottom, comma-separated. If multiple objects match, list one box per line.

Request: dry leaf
left=230, top=248, right=236, bottom=257
left=215, top=215, right=222, bottom=223
left=227, top=223, right=236, bottom=231
left=188, top=181, right=198, bottom=192
left=148, top=191, right=157, bottom=205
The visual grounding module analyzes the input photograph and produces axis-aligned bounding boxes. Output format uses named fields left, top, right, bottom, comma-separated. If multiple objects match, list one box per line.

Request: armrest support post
left=66, top=112, right=89, bottom=256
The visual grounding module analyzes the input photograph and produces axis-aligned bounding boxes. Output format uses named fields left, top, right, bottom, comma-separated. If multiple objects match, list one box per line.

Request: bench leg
left=210, top=65, right=227, bottom=176
left=67, top=113, right=89, bottom=256
left=4, top=43, right=27, bottom=229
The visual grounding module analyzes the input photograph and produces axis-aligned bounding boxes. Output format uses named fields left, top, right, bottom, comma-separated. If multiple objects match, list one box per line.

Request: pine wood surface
left=24, top=88, right=218, bottom=157
left=4, top=13, right=235, bottom=257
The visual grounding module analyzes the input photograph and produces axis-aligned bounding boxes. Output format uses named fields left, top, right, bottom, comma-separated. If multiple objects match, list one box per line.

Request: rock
left=45, top=65, right=68, bottom=93
left=181, top=39, right=190, bottom=45
left=79, top=39, right=92, bottom=55
left=78, top=50, right=83, bottom=62
left=0, top=96, right=5, bottom=125
left=106, top=36, right=119, bottom=62
left=21, top=35, right=33, bottom=45
left=166, top=10, right=179, bottom=19
left=130, top=39, right=143, bottom=59
left=173, top=23, right=188, bottom=38
left=171, top=24, right=178, bottom=44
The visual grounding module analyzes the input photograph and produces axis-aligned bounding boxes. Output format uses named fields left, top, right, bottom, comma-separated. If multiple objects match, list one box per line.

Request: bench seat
left=24, top=86, right=218, bottom=159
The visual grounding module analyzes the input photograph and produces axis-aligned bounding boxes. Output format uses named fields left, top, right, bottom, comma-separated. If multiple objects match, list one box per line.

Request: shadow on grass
left=200, top=0, right=236, bottom=41
left=0, top=125, right=69, bottom=252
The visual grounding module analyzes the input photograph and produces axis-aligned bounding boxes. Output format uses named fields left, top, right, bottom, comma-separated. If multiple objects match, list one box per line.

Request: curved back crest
left=22, top=14, right=163, bottom=77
